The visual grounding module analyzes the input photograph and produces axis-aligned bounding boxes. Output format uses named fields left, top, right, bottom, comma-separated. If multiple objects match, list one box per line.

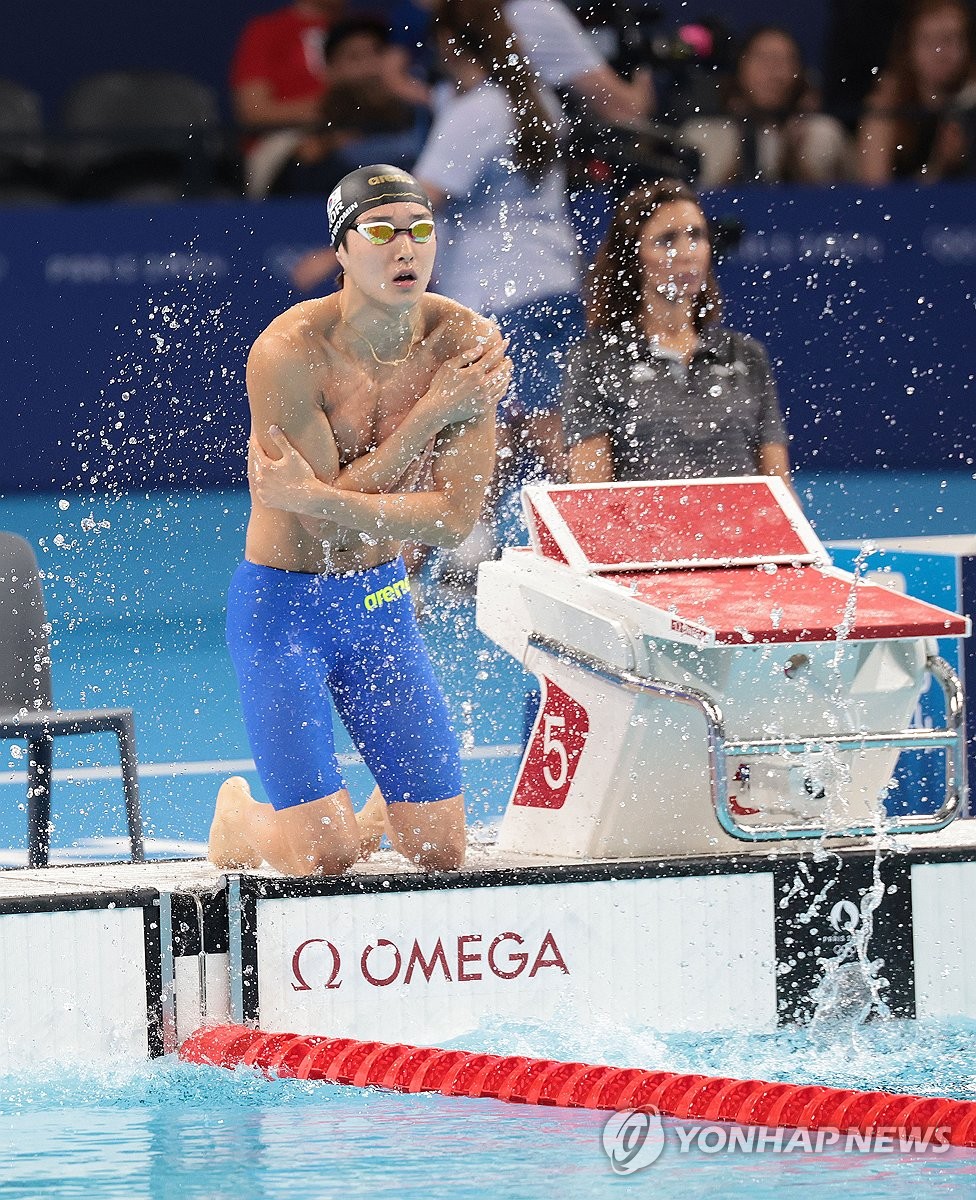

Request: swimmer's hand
left=424, top=336, right=513, bottom=427
left=252, top=426, right=331, bottom=513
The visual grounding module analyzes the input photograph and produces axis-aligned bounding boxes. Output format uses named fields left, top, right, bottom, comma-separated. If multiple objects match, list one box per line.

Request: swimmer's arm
left=330, top=403, right=444, bottom=495
left=254, top=413, right=496, bottom=548
left=247, top=328, right=435, bottom=503
left=245, top=330, right=343, bottom=508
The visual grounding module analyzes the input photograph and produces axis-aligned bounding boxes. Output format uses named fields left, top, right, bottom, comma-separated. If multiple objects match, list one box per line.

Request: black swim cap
left=326, top=165, right=434, bottom=250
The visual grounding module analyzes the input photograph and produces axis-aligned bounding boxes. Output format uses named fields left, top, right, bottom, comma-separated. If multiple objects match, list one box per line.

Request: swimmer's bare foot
left=356, top=787, right=389, bottom=859
left=207, top=776, right=264, bottom=869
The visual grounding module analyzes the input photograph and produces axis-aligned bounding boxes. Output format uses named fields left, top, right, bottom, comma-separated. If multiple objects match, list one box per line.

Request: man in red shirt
left=230, top=0, right=344, bottom=140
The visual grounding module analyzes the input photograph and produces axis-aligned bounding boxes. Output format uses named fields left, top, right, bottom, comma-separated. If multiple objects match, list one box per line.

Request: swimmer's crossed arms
left=247, top=299, right=511, bottom=557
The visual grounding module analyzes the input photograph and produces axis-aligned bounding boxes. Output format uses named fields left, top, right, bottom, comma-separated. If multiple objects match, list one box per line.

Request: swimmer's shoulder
left=421, top=293, right=501, bottom=353
left=245, top=300, right=342, bottom=387
left=250, top=297, right=342, bottom=357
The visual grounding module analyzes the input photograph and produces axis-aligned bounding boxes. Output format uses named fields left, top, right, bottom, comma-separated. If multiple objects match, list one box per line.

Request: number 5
left=542, top=713, right=568, bottom=790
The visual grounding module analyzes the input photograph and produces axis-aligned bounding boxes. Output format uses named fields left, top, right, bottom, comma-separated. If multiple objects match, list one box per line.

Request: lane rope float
left=180, top=1024, right=976, bottom=1147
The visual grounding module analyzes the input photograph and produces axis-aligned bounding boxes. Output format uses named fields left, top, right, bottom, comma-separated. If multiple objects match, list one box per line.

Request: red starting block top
left=601, top=564, right=970, bottom=645
left=518, top=479, right=969, bottom=645
left=523, top=478, right=824, bottom=572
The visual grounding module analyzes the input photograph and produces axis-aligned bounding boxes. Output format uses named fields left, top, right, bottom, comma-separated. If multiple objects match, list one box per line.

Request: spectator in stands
left=370, top=0, right=656, bottom=124
left=373, top=0, right=440, bottom=83
left=289, top=0, right=654, bottom=260
left=563, top=179, right=791, bottom=486
left=253, top=15, right=431, bottom=197
left=411, top=0, right=585, bottom=566
left=821, top=0, right=906, bottom=132
left=230, top=0, right=343, bottom=193
left=855, top=0, right=976, bottom=182
left=499, top=0, right=654, bottom=128
left=936, top=79, right=976, bottom=174
left=678, top=26, right=851, bottom=186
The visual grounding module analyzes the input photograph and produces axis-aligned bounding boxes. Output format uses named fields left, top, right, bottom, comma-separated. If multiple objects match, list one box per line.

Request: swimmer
left=208, top=164, right=512, bottom=877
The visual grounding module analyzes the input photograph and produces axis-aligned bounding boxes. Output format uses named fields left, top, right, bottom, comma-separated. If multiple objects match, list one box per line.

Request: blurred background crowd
left=1, top=0, right=975, bottom=206
left=3, top=0, right=975, bottom=550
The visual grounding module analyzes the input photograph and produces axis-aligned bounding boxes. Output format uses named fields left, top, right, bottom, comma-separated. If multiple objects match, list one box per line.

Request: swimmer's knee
left=422, top=840, right=465, bottom=872
left=308, top=821, right=360, bottom=875
left=384, top=793, right=465, bottom=871
left=285, top=836, right=359, bottom=877
left=410, top=825, right=466, bottom=872
left=275, top=790, right=360, bottom=876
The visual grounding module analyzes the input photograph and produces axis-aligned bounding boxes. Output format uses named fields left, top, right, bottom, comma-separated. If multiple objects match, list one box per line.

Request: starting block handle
left=528, top=637, right=966, bottom=844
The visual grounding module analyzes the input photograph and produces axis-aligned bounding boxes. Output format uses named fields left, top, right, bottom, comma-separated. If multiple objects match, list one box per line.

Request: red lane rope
left=179, top=1023, right=976, bottom=1147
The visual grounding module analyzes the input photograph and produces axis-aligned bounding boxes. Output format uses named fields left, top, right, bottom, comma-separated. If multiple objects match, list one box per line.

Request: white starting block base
left=500, top=634, right=928, bottom=859
left=478, top=479, right=969, bottom=860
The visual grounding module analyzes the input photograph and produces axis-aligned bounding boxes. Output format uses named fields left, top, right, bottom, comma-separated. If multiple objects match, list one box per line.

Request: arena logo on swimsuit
left=363, top=577, right=411, bottom=611
left=290, top=928, right=569, bottom=991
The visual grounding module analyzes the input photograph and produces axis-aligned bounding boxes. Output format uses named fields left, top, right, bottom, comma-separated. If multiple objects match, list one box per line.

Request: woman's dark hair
left=432, top=0, right=558, bottom=181
left=879, top=0, right=976, bottom=171
left=586, top=178, right=722, bottom=334
left=727, top=25, right=809, bottom=117
left=886, top=0, right=976, bottom=97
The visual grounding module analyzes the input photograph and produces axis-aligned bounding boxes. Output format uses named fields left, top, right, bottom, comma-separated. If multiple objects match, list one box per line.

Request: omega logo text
left=290, top=929, right=569, bottom=991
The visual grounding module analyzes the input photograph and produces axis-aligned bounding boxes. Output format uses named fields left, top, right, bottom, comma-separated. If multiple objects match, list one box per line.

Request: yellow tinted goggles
left=353, top=219, right=435, bottom=245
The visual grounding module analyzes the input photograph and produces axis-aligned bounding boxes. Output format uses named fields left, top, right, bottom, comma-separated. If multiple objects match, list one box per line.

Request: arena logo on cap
left=367, top=173, right=412, bottom=187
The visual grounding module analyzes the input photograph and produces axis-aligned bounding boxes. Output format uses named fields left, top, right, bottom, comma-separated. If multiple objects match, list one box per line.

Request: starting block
left=477, top=478, right=970, bottom=859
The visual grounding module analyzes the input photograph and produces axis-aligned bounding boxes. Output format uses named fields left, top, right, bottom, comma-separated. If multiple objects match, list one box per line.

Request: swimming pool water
left=3, top=1017, right=976, bottom=1198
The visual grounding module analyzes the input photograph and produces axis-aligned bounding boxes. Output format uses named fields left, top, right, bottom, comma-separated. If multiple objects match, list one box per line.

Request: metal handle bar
left=528, top=635, right=966, bottom=843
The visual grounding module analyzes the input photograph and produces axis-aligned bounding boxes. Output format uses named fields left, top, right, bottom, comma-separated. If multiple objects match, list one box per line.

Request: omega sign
left=291, top=928, right=569, bottom=991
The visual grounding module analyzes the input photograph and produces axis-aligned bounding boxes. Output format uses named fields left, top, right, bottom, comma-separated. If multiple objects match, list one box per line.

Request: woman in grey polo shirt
left=564, top=178, right=791, bottom=485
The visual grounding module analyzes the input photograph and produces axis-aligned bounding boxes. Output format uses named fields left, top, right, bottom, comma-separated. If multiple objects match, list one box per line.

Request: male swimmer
left=208, top=164, right=512, bottom=876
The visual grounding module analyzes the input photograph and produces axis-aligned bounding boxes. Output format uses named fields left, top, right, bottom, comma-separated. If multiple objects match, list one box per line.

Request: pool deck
left=6, top=808, right=976, bottom=897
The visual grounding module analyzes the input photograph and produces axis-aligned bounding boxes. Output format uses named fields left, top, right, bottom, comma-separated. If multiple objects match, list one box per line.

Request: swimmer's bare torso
left=244, top=291, right=500, bottom=575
